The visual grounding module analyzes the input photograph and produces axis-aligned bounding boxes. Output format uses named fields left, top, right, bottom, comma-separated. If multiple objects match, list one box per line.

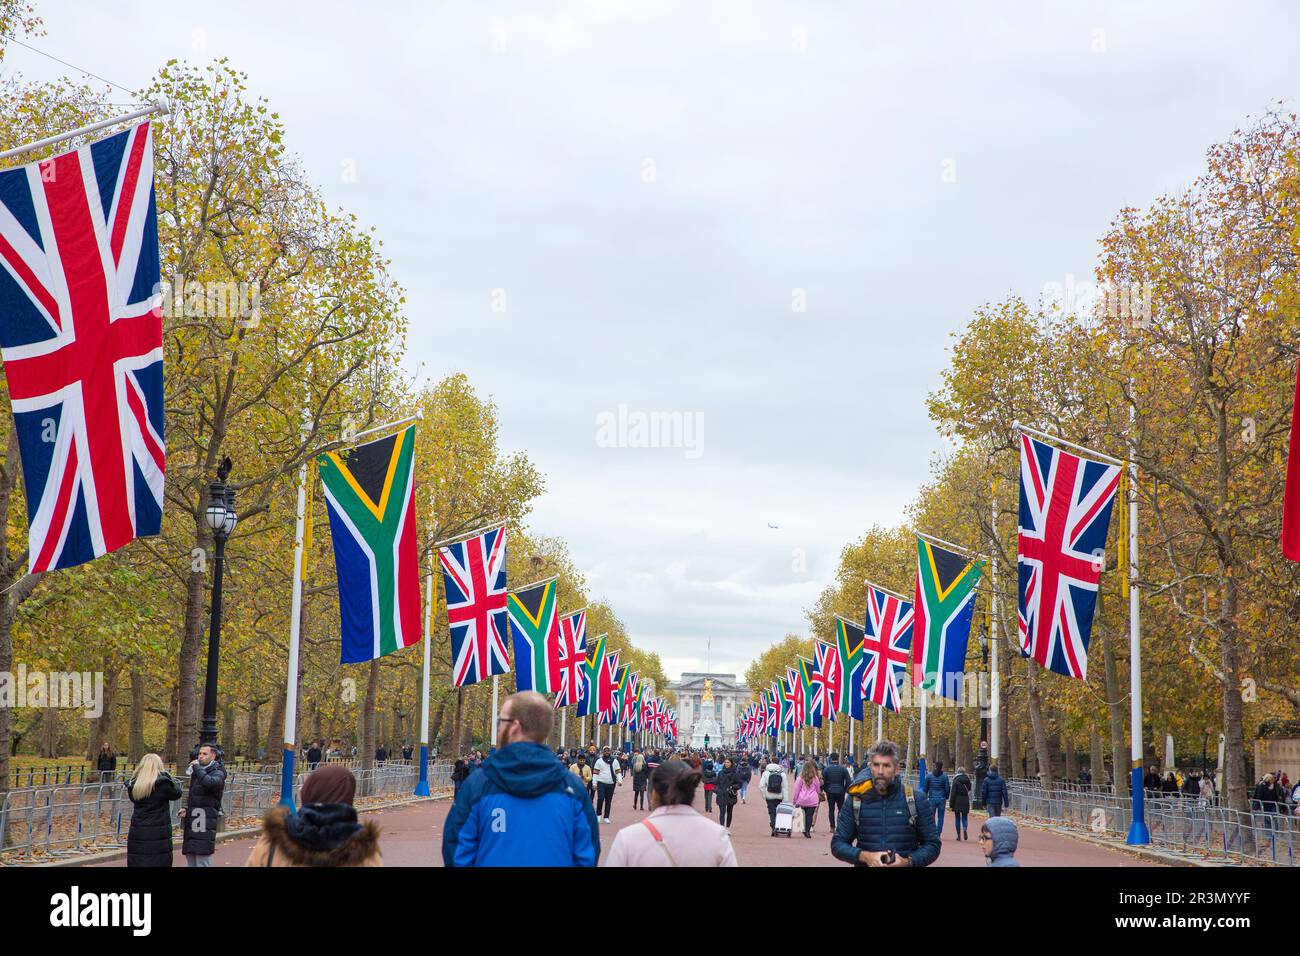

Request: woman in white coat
left=603, top=761, right=737, bottom=867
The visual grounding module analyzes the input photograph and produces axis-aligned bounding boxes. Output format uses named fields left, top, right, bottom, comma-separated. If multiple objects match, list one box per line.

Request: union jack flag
left=553, top=609, right=587, bottom=707
left=783, top=668, right=805, bottom=729
left=1017, top=433, right=1120, bottom=680
left=812, top=640, right=843, bottom=717
left=863, top=584, right=914, bottom=712
left=0, top=123, right=164, bottom=572
left=438, top=525, right=510, bottom=687
left=766, top=682, right=781, bottom=736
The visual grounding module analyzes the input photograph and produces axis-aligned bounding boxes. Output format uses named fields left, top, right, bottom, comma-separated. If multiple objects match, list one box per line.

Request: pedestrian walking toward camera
left=592, top=746, right=622, bottom=823
left=980, top=817, right=1019, bottom=867
left=715, top=756, right=740, bottom=833
left=604, top=761, right=736, bottom=867
left=737, top=754, right=752, bottom=804
left=831, top=740, right=941, bottom=867
left=125, top=753, right=181, bottom=868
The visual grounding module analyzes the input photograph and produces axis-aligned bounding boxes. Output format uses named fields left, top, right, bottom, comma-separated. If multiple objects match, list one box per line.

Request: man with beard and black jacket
left=831, top=739, right=941, bottom=868
left=821, top=752, right=851, bottom=829
left=179, top=743, right=226, bottom=867
left=443, top=691, right=599, bottom=867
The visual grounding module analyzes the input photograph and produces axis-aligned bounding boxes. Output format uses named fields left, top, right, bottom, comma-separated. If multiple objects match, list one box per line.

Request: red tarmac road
left=95, top=774, right=1153, bottom=867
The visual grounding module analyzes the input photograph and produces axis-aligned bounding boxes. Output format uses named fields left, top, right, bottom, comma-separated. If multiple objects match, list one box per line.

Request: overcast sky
left=11, top=2, right=1299, bottom=681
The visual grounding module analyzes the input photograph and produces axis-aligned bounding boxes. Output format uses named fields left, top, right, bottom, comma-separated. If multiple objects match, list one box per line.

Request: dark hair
left=652, top=760, right=701, bottom=807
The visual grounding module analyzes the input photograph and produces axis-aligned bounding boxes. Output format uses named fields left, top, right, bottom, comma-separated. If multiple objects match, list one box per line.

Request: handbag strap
left=641, top=818, right=678, bottom=867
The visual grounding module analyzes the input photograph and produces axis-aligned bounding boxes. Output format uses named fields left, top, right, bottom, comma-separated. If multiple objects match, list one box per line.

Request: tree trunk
left=267, top=689, right=286, bottom=760
left=166, top=684, right=180, bottom=765
left=1100, top=617, right=1129, bottom=795
left=1063, top=733, right=1077, bottom=783
left=246, top=701, right=262, bottom=761
left=177, top=524, right=209, bottom=763
left=1008, top=721, right=1022, bottom=779
left=429, top=699, right=446, bottom=749
left=128, top=670, right=146, bottom=763
left=88, top=665, right=119, bottom=761
left=1220, top=583, right=1247, bottom=811
left=1026, top=661, right=1054, bottom=787
left=221, top=698, right=236, bottom=754
left=40, top=707, right=59, bottom=758
left=1090, top=729, right=1105, bottom=792
left=450, top=687, right=464, bottom=758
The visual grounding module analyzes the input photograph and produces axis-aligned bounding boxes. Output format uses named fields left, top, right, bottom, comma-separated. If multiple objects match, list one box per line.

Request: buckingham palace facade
left=666, top=672, right=751, bottom=746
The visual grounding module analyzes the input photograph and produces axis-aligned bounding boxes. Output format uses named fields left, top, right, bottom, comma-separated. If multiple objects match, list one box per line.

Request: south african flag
left=318, top=424, right=422, bottom=664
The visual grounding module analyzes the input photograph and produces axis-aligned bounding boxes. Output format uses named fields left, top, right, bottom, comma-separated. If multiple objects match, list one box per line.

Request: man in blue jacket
left=831, top=740, right=941, bottom=867
left=979, top=765, right=1009, bottom=817
left=442, top=691, right=599, bottom=867
left=924, top=762, right=951, bottom=835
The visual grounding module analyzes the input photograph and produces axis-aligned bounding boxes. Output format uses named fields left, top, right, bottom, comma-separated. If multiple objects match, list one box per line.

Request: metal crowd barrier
left=0, top=761, right=452, bottom=862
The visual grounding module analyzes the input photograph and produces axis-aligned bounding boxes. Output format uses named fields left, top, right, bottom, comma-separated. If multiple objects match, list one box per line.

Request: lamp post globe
left=198, top=457, right=235, bottom=752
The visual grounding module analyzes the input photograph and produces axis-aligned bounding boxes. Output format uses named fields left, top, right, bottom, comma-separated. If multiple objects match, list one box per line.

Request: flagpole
left=1012, top=420, right=1125, bottom=467
left=861, top=580, right=909, bottom=602
left=414, top=570, right=434, bottom=796
left=560, top=708, right=567, bottom=749
left=432, top=519, right=508, bottom=550
left=0, top=102, right=168, bottom=164
left=1125, top=396, right=1150, bottom=845
left=918, top=687, right=928, bottom=787
left=917, top=531, right=987, bottom=562
left=990, top=491, right=1001, bottom=766
left=490, top=675, right=500, bottom=755
left=876, top=704, right=883, bottom=742
left=278, top=448, right=310, bottom=811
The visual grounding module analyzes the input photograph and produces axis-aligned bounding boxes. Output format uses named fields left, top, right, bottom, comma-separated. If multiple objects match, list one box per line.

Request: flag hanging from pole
left=834, top=616, right=867, bottom=720
left=1016, top=432, right=1120, bottom=680
left=0, top=122, right=165, bottom=572
left=863, top=585, right=914, bottom=712
left=318, top=424, right=422, bottom=664
left=812, top=640, right=843, bottom=718
left=506, top=578, right=559, bottom=693
left=438, top=524, right=510, bottom=686
left=797, top=657, right=823, bottom=728
left=767, top=683, right=781, bottom=736
left=913, top=537, right=982, bottom=698
left=554, top=609, right=587, bottom=707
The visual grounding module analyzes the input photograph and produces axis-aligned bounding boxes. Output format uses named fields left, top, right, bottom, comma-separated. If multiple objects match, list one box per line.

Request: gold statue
left=702, top=678, right=714, bottom=704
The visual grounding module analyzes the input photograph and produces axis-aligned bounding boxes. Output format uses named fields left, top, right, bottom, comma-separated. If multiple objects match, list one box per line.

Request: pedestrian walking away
left=631, top=748, right=650, bottom=810
left=761, top=758, right=790, bottom=834
left=821, top=752, right=851, bottom=830
left=443, top=691, right=599, bottom=866
left=604, top=760, right=737, bottom=867
left=701, top=756, right=718, bottom=813
left=949, top=766, right=972, bottom=840
left=245, top=765, right=382, bottom=867
left=924, top=762, right=951, bottom=834
left=979, top=765, right=1008, bottom=817
left=715, top=756, right=740, bottom=832
left=791, top=759, right=822, bottom=839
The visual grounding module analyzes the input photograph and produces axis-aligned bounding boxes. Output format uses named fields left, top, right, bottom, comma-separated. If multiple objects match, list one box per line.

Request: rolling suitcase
left=773, top=801, right=796, bottom=836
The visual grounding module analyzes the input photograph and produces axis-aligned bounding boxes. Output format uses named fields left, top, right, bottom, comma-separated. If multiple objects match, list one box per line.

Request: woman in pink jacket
left=791, top=760, right=822, bottom=839
left=603, top=761, right=737, bottom=867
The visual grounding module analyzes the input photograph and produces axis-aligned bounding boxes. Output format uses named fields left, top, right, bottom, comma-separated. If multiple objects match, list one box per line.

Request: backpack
left=765, top=769, right=783, bottom=795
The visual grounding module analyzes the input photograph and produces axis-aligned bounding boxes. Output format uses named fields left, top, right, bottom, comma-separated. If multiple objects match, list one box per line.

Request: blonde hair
left=132, top=753, right=163, bottom=801
left=800, top=760, right=818, bottom=784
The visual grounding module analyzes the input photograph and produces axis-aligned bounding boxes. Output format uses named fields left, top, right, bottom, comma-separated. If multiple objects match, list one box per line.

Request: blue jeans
left=953, top=811, right=968, bottom=835
left=932, top=803, right=945, bottom=832
left=740, top=780, right=748, bottom=800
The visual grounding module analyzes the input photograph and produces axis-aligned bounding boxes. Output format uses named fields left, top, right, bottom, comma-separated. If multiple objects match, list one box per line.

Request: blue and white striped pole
left=415, top=571, right=434, bottom=796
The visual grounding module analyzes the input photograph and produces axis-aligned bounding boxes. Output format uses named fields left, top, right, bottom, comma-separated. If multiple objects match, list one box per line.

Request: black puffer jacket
left=715, top=765, right=740, bottom=806
left=822, top=762, right=851, bottom=796
left=181, top=759, right=227, bottom=856
left=950, top=773, right=972, bottom=814
left=126, top=773, right=182, bottom=867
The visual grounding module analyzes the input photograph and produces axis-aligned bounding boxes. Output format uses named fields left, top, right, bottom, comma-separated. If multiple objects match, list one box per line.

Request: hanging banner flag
left=797, top=656, right=823, bottom=728
left=577, top=635, right=611, bottom=718
left=813, top=640, right=843, bottom=718
left=913, top=537, right=982, bottom=698
left=606, top=663, right=629, bottom=726
left=767, top=682, right=782, bottom=736
left=319, top=424, right=422, bottom=664
left=834, top=617, right=867, bottom=720
left=598, top=655, right=624, bottom=725
left=1284, top=360, right=1300, bottom=560
left=554, top=609, right=587, bottom=707
left=1017, top=432, right=1121, bottom=680
left=438, top=524, right=510, bottom=686
left=0, top=122, right=165, bottom=572
left=863, top=585, right=914, bottom=712
left=506, top=577, right=559, bottom=693
left=781, top=669, right=804, bottom=730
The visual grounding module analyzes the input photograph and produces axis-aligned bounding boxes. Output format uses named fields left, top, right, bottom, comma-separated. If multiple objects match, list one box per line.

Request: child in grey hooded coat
left=981, top=816, right=1020, bottom=867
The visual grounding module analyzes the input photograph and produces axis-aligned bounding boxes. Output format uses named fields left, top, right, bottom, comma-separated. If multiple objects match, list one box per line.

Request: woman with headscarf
left=244, top=765, right=382, bottom=867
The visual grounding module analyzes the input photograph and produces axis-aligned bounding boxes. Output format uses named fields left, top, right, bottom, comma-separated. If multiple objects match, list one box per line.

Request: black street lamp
left=198, top=456, right=236, bottom=750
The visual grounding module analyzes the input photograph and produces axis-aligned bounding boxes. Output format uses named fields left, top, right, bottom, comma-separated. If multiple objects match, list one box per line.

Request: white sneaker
left=604, top=817, right=610, bottom=824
